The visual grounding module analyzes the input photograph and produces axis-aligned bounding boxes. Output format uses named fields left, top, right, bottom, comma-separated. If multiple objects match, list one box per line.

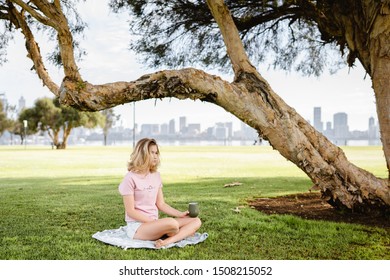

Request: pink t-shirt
left=118, top=171, right=162, bottom=222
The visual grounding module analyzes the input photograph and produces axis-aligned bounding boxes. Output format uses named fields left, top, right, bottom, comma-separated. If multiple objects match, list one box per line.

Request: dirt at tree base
left=248, top=192, right=390, bottom=229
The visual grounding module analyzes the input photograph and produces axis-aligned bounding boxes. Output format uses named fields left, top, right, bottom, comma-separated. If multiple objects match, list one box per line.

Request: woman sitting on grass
left=118, top=138, right=202, bottom=248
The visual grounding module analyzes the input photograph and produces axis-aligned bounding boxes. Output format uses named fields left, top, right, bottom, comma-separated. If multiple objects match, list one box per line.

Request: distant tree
left=19, top=97, right=104, bottom=149
left=101, top=108, right=120, bottom=146
left=0, top=101, right=25, bottom=145
left=53, top=98, right=105, bottom=148
left=19, top=98, right=61, bottom=146
left=0, top=100, right=12, bottom=136
left=4, top=104, right=19, bottom=144
left=0, top=1, right=388, bottom=213
left=9, top=120, right=25, bottom=145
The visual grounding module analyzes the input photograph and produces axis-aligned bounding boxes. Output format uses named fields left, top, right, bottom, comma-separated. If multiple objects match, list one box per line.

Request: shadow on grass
left=2, top=176, right=388, bottom=260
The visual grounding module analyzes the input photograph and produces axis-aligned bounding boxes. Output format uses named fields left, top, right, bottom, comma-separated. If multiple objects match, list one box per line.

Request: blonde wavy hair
left=127, top=138, right=160, bottom=173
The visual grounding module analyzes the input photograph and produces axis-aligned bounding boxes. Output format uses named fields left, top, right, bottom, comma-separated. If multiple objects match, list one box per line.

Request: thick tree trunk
left=371, top=56, right=390, bottom=183
left=369, top=5, right=390, bottom=182
left=230, top=72, right=389, bottom=213
left=319, top=0, right=390, bottom=181
left=49, top=130, right=61, bottom=149
left=206, top=0, right=390, bottom=212
left=60, top=126, right=72, bottom=150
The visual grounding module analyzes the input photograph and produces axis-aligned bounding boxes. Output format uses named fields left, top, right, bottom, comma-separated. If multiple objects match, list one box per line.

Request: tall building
left=368, top=117, right=379, bottom=139
left=224, top=122, right=233, bottom=138
left=333, top=112, right=349, bottom=139
left=160, top=123, right=168, bottom=135
left=214, top=123, right=228, bottom=140
left=313, top=107, right=323, bottom=132
left=18, top=96, right=26, bottom=113
left=368, top=116, right=375, bottom=128
left=324, top=121, right=333, bottom=138
left=168, top=119, right=176, bottom=135
left=179, top=116, right=187, bottom=134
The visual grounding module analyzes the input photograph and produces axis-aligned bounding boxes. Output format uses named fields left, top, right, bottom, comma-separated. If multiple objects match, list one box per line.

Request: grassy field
left=0, top=145, right=388, bottom=260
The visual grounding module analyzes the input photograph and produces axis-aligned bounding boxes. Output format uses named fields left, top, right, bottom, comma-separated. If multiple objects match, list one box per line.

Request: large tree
left=0, top=0, right=388, bottom=213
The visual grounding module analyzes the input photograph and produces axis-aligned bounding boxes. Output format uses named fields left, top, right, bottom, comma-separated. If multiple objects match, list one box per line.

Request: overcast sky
left=0, top=1, right=378, bottom=132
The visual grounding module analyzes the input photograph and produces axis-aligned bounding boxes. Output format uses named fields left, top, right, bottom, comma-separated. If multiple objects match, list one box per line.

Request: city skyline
left=1, top=91, right=380, bottom=146
left=0, top=92, right=380, bottom=134
left=312, top=107, right=380, bottom=143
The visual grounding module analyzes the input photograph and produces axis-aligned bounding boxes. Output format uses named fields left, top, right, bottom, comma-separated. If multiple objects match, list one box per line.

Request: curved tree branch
left=59, top=68, right=223, bottom=110
left=206, top=0, right=257, bottom=78
left=31, top=0, right=82, bottom=81
left=11, top=0, right=56, bottom=27
left=9, top=0, right=82, bottom=82
left=8, top=2, right=59, bottom=94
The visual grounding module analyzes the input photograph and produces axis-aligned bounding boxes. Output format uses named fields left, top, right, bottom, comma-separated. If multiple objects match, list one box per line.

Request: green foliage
left=0, top=145, right=388, bottom=260
left=19, top=98, right=62, bottom=134
left=0, top=100, right=10, bottom=136
left=110, top=0, right=345, bottom=75
left=101, top=108, right=120, bottom=145
left=18, top=97, right=105, bottom=148
left=0, top=100, right=21, bottom=138
left=54, top=98, right=105, bottom=129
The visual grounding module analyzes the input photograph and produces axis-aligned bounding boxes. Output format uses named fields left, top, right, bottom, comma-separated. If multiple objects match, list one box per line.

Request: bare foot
left=155, top=239, right=167, bottom=249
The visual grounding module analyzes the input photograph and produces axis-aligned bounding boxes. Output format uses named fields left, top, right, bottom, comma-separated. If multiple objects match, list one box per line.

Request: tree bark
left=369, top=4, right=390, bottom=182
left=8, top=2, right=59, bottom=94
left=61, top=125, right=72, bottom=149
left=49, top=129, right=60, bottom=148
left=371, top=52, right=390, bottom=184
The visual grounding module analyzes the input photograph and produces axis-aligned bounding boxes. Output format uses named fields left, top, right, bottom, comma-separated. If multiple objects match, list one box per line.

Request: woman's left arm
left=156, top=188, right=188, bottom=218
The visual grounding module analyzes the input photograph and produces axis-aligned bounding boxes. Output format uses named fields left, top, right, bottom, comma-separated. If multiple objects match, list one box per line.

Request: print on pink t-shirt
left=118, top=171, right=162, bottom=222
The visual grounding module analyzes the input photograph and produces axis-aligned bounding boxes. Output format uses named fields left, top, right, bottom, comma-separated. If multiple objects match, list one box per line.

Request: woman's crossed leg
left=133, top=217, right=202, bottom=248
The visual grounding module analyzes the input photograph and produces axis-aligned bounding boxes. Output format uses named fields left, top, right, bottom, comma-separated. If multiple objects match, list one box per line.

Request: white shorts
left=126, top=222, right=142, bottom=239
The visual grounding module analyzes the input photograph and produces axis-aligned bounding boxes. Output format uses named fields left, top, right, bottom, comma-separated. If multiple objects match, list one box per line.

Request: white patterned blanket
left=92, top=226, right=208, bottom=250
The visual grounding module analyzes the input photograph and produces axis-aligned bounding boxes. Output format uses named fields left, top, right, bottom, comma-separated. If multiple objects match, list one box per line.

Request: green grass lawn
left=0, top=145, right=388, bottom=260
